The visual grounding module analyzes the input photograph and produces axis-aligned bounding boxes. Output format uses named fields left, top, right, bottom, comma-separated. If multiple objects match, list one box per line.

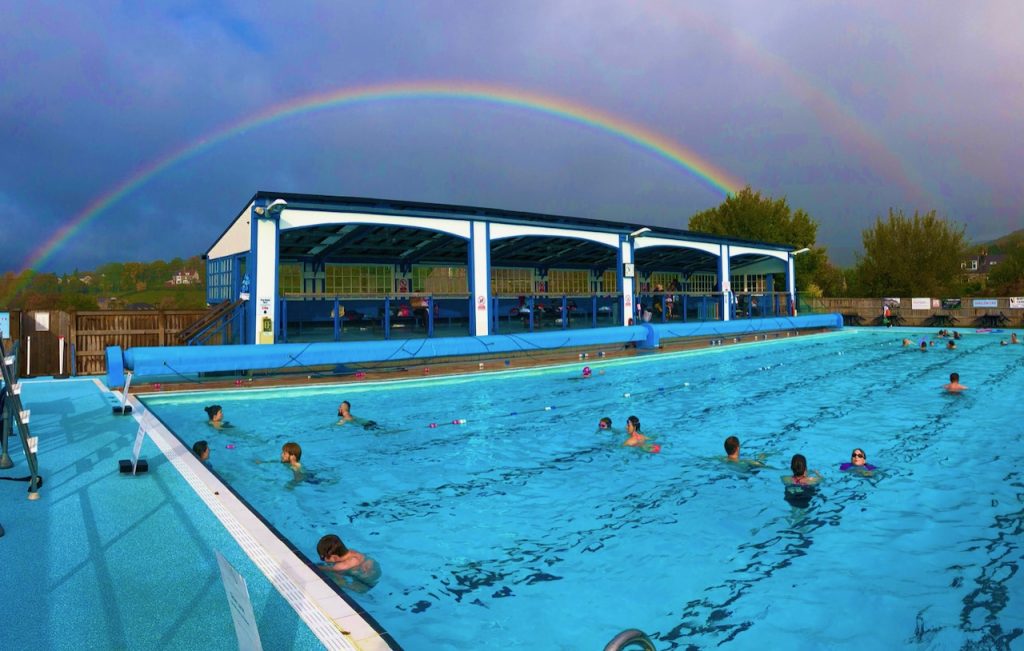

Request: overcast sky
left=2, top=0, right=1022, bottom=273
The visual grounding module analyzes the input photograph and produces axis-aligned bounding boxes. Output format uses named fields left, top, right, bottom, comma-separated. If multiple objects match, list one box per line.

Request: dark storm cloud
left=2, top=0, right=1021, bottom=272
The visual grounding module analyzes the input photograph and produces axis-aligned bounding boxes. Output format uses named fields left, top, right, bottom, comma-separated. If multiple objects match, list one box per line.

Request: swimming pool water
left=143, top=329, right=1024, bottom=649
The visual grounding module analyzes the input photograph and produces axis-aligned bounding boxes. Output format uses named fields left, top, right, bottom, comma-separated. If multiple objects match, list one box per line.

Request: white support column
left=252, top=210, right=280, bottom=344
left=787, top=254, right=797, bottom=315
left=719, top=244, right=731, bottom=321
left=469, top=221, right=490, bottom=336
left=620, top=238, right=635, bottom=325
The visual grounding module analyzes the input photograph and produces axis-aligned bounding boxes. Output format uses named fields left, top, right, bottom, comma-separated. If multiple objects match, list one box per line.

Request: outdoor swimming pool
left=142, top=329, right=1024, bottom=649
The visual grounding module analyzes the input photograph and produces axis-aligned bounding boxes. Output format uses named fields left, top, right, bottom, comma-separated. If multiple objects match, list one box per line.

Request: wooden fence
left=71, top=310, right=211, bottom=375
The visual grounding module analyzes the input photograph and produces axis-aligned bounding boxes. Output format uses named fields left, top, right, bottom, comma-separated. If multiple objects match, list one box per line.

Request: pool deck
left=0, top=376, right=397, bottom=650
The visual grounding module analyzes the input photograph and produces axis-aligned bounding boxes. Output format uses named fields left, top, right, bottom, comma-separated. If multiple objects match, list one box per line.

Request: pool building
left=2, top=192, right=865, bottom=650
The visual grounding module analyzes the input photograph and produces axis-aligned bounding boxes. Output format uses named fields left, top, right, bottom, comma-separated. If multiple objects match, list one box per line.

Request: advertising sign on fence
left=911, top=297, right=931, bottom=310
left=972, top=299, right=999, bottom=308
left=942, top=298, right=962, bottom=310
left=1010, top=297, right=1024, bottom=309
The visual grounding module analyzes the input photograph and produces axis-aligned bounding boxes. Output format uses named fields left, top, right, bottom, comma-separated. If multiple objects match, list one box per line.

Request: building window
left=601, top=270, right=618, bottom=293
left=730, top=274, right=767, bottom=293
left=491, top=267, right=533, bottom=294
left=206, top=257, right=233, bottom=302
left=324, top=264, right=393, bottom=295
left=687, top=273, right=716, bottom=293
left=548, top=269, right=589, bottom=294
left=412, top=266, right=468, bottom=294
left=649, top=272, right=679, bottom=291
left=278, top=264, right=302, bottom=295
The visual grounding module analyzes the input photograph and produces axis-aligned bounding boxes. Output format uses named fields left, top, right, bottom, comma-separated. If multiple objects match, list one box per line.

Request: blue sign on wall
left=0, top=312, right=9, bottom=339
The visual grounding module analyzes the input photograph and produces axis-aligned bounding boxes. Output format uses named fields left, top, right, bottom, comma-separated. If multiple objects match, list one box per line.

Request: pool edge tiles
left=119, top=388, right=399, bottom=651
left=138, top=328, right=857, bottom=402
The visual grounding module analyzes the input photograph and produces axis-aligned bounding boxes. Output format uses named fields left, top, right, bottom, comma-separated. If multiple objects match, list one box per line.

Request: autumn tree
left=688, top=186, right=835, bottom=294
left=854, top=209, right=967, bottom=297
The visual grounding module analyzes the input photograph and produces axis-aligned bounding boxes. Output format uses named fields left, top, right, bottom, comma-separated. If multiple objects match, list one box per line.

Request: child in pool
left=317, top=534, right=382, bottom=593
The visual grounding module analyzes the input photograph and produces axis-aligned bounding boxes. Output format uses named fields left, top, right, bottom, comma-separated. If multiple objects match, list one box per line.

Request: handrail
left=176, top=298, right=244, bottom=343
left=603, top=628, right=656, bottom=651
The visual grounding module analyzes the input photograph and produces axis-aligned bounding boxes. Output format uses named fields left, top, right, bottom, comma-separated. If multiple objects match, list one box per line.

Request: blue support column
left=333, top=297, right=341, bottom=341
left=561, top=295, right=568, bottom=330
left=384, top=296, right=391, bottom=340
left=279, top=298, right=288, bottom=342
left=492, top=297, right=500, bottom=333
left=592, top=295, right=598, bottom=328
left=528, top=296, right=535, bottom=332
left=427, top=296, right=434, bottom=337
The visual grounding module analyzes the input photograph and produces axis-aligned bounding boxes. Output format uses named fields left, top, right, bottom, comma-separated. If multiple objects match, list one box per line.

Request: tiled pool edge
left=105, top=381, right=398, bottom=651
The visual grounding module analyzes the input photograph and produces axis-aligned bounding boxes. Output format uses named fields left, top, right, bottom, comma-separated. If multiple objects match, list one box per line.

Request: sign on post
left=215, top=551, right=264, bottom=651
left=131, top=425, right=145, bottom=475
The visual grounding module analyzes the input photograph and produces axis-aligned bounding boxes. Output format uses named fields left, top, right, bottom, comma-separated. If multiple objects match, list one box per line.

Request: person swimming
left=622, top=416, right=661, bottom=453
left=943, top=372, right=967, bottom=392
left=839, top=447, right=876, bottom=476
left=782, top=453, right=821, bottom=508
left=317, top=534, right=382, bottom=593
left=337, top=401, right=379, bottom=430
left=204, top=405, right=232, bottom=429
left=723, top=435, right=765, bottom=468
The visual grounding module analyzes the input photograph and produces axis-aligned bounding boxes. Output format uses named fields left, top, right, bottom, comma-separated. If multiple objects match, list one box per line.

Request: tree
left=986, top=240, right=1024, bottom=295
left=854, top=209, right=967, bottom=297
left=688, top=186, right=832, bottom=292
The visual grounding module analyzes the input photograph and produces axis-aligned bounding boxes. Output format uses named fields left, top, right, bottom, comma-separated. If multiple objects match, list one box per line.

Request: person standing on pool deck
left=944, top=372, right=967, bottom=392
left=317, top=534, right=382, bottom=593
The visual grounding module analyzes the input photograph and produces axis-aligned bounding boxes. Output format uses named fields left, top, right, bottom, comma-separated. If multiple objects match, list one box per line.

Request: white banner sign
left=911, top=297, right=931, bottom=310
left=131, top=425, right=146, bottom=475
left=216, top=551, right=264, bottom=651
left=1009, top=297, right=1024, bottom=309
left=121, top=373, right=133, bottom=409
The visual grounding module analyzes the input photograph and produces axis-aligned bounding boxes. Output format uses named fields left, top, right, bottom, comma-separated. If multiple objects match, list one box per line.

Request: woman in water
left=782, top=453, right=821, bottom=507
left=204, top=405, right=230, bottom=429
left=782, top=453, right=821, bottom=486
left=839, top=448, right=876, bottom=476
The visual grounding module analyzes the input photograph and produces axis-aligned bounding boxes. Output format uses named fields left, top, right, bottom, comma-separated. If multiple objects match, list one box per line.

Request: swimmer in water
left=337, top=401, right=379, bottom=430
left=622, top=416, right=661, bottom=453
left=192, top=440, right=210, bottom=465
left=902, top=338, right=913, bottom=347
left=782, top=453, right=821, bottom=487
left=946, top=340, right=956, bottom=350
left=1011, top=333, right=1019, bottom=344
left=920, top=341, right=928, bottom=352
left=839, top=447, right=876, bottom=476
left=597, top=417, right=616, bottom=434
left=723, top=435, right=765, bottom=467
left=205, top=405, right=230, bottom=429
left=943, top=372, right=967, bottom=392
left=317, top=534, right=382, bottom=593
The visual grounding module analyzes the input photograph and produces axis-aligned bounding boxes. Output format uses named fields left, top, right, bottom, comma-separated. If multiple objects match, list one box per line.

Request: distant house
left=166, top=270, right=201, bottom=286
left=961, top=250, right=1007, bottom=285
left=79, top=274, right=94, bottom=285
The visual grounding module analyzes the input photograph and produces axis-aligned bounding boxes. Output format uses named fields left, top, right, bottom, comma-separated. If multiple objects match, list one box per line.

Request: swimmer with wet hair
left=944, top=372, right=967, bottom=392
left=317, top=534, right=382, bottom=593
left=205, top=405, right=229, bottom=429
left=623, top=416, right=661, bottom=453
left=598, top=417, right=614, bottom=432
left=724, top=435, right=765, bottom=467
left=192, top=440, right=210, bottom=463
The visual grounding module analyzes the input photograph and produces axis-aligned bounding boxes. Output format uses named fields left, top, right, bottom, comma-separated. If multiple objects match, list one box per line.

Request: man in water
left=723, top=435, right=764, bottom=467
left=943, top=372, right=967, bottom=392
left=317, top=534, right=382, bottom=593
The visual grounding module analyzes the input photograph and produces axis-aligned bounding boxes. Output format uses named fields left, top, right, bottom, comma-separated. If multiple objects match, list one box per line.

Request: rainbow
left=16, top=81, right=746, bottom=280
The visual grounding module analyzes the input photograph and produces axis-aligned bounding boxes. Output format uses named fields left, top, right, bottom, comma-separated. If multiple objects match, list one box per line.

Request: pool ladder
left=604, top=628, right=656, bottom=651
